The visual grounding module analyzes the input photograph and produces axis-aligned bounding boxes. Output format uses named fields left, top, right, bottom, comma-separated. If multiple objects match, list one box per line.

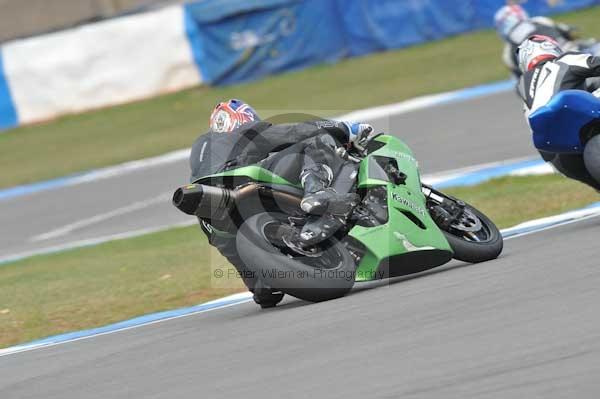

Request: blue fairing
left=529, top=90, right=600, bottom=154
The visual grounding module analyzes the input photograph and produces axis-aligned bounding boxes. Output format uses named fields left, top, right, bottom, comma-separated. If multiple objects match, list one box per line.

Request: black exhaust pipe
left=173, top=183, right=303, bottom=220
left=172, top=184, right=236, bottom=219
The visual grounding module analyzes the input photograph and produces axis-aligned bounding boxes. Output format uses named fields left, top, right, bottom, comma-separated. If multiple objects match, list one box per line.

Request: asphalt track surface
left=0, top=90, right=536, bottom=257
left=2, top=216, right=600, bottom=398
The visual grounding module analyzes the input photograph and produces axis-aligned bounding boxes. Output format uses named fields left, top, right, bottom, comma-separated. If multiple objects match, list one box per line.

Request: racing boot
left=298, top=213, right=347, bottom=247
left=297, top=167, right=359, bottom=247
left=252, top=279, right=284, bottom=309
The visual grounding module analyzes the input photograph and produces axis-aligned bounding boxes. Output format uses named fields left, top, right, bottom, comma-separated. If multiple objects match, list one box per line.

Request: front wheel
left=425, top=186, right=503, bottom=263
left=236, top=212, right=356, bottom=302
left=441, top=204, right=503, bottom=263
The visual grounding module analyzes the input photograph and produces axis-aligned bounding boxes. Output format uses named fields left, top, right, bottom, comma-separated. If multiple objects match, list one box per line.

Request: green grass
left=1, top=173, right=598, bottom=348
left=0, top=226, right=244, bottom=348
left=446, top=174, right=599, bottom=228
left=1, top=7, right=600, bottom=189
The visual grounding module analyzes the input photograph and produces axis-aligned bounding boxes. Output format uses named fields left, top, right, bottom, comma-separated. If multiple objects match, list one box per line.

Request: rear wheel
left=584, top=134, right=600, bottom=186
left=236, top=212, right=356, bottom=302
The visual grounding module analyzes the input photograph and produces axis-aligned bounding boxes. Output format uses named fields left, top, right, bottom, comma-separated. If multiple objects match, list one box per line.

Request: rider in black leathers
left=190, top=99, right=372, bottom=307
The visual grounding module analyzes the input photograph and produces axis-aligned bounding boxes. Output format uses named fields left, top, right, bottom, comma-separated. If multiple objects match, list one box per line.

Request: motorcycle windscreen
left=529, top=90, right=600, bottom=154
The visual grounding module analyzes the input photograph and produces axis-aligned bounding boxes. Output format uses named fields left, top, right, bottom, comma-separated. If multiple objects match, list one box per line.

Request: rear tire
left=236, top=212, right=356, bottom=303
left=583, top=134, right=600, bottom=186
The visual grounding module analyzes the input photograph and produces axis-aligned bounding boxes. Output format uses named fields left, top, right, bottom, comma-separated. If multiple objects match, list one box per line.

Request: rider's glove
left=342, top=122, right=374, bottom=146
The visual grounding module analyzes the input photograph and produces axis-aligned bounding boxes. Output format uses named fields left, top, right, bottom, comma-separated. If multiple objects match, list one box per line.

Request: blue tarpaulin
left=184, top=0, right=600, bottom=86
left=339, top=0, right=475, bottom=56
left=185, top=0, right=347, bottom=85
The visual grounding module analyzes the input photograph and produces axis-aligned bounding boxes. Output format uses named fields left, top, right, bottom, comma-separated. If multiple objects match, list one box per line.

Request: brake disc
left=450, top=208, right=483, bottom=233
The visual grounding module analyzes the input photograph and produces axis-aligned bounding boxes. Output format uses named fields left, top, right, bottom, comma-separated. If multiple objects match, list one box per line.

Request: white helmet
left=517, top=35, right=563, bottom=73
left=494, top=4, right=529, bottom=38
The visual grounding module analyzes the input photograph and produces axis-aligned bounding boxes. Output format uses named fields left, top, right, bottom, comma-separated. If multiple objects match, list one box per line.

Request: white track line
left=509, top=163, right=555, bottom=177
left=505, top=213, right=600, bottom=241
left=30, top=192, right=172, bottom=242
left=336, top=80, right=513, bottom=122
left=0, top=221, right=197, bottom=266
left=69, top=148, right=191, bottom=184
left=502, top=203, right=600, bottom=239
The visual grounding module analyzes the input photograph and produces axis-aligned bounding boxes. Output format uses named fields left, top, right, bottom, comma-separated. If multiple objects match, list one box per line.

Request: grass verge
left=0, top=226, right=245, bottom=349
left=1, top=7, right=600, bottom=188
left=445, top=173, right=599, bottom=228
left=1, top=173, right=598, bottom=348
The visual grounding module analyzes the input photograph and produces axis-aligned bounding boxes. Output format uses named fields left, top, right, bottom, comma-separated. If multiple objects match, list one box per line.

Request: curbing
left=0, top=292, right=254, bottom=357
left=421, top=157, right=554, bottom=189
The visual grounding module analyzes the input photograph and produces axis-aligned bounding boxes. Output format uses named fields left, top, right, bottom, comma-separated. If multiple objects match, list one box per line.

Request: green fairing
left=202, top=166, right=298, bottom=187
left=202, top=136, right=452, bottom=282
left=350, top=136, right=453, bottom=281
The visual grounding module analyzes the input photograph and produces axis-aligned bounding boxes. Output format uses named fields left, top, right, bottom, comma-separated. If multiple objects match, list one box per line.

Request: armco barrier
left=1, top=0, right=599, bottom=130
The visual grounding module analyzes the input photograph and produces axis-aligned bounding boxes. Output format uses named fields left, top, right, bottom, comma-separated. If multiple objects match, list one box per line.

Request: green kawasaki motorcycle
left=173, top=134, right=503, bottom=303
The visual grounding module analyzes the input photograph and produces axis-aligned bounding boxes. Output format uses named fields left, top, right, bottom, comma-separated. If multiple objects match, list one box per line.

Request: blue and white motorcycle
left=529, top=89, right=600, bottom=184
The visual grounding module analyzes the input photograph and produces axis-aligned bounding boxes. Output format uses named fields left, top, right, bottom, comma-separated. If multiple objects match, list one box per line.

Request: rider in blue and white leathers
left=518, top=35, right=600, bottom=190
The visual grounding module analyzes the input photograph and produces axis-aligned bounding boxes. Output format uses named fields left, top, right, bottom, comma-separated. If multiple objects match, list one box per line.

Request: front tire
left=442, top=204, right=503, bottom=263
left=236, top=212, right=356, bottom=303
left=584, top=134, right=600, bottom=186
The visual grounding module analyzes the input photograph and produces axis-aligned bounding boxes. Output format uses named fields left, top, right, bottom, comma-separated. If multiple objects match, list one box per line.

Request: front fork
left=421, top=184, right=466, bottom=230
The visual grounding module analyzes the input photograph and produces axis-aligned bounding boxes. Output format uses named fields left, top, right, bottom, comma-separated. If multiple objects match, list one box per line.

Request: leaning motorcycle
left=173, top=134, right=503, bottom=303
left=528, top=89, right=600, bottom=184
